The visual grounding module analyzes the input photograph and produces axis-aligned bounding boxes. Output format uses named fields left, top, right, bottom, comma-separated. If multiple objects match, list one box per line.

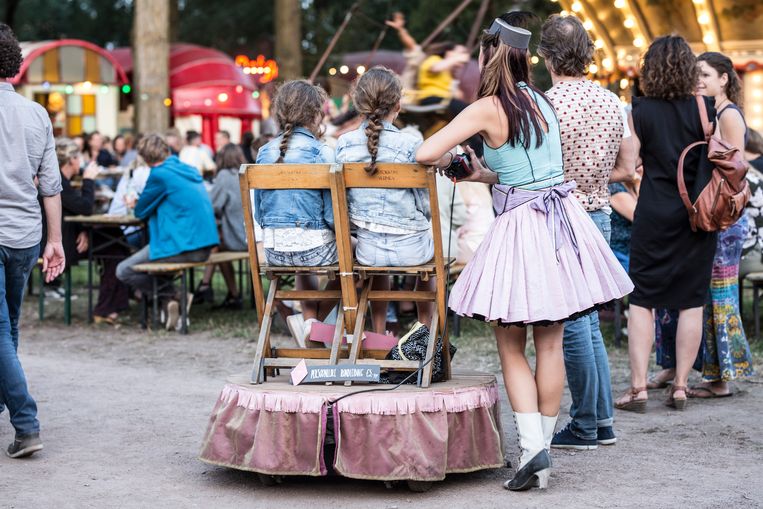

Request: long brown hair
left=351, top=67, right=402, bottom=175
left=271, top=80, right=328, bottom=163
left=698, top=51, right=743, bottom=108
left=479, top=28, right=551, bottom=149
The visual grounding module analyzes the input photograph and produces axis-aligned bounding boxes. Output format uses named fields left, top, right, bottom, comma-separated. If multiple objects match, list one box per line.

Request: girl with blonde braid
left=255, top=80, right=336, bottom=344
left=336, top=67, right=435, bottom=334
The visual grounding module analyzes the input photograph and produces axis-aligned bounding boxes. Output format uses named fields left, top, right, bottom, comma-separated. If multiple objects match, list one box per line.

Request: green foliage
left=1, top=0, right=558, bottom=84
left=2, top=0, right=133, bottom=47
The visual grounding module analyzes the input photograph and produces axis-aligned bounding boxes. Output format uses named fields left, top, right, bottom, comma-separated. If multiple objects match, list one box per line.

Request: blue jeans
left=0, top=244, right=41, bottom=436
left=355, top=229, right=434, bottom=266
left=562, top=210, right=614, bottom=440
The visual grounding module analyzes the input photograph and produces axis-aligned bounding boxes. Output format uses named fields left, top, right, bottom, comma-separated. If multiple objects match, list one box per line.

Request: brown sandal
left=615, top=387, right=648, bottom=413
left=666, top=385, right=688, bottom=411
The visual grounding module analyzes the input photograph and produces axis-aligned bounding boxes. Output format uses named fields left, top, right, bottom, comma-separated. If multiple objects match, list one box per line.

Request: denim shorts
left=355, top=228, right=434, bottom=267
left=265, top=242, right=338, bottom=266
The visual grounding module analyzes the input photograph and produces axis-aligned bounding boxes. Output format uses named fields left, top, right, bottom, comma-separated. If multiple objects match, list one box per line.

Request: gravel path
left=2, top=312, right=762, bottom=509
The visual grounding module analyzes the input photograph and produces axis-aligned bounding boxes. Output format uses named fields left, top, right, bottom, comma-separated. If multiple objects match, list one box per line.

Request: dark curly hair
left=0, top=23, right=22, bottom=79
left=698, top=52, right=743, bottom=108
left=538, top=14, right=594, bottom=77
left=640, top=35, right=697, bottom=100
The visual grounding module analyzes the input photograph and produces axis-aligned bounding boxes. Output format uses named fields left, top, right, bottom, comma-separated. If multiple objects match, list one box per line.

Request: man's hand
left=41, top=241, right=65, bottom=283
left=75, top=231, right=89, bottom=254
left=83, top=161, right=100, bottom=180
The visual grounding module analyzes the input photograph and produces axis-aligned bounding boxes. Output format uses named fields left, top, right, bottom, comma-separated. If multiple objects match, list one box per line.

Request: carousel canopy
left=11, top=39, right=128, bottom=86
left=556, top=0, right=763, bottom=72
left=110, top=43, right=261, bottom=118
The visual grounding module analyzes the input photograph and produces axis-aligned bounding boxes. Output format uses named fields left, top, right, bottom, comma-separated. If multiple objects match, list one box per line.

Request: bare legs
left=616, top=304, right=702, bottom=405
left=495, top=324, right=565, bottom=414
left=673, top=307, right=703, bottom=399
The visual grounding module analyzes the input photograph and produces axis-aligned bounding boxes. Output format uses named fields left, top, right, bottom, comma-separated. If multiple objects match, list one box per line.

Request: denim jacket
left=254, top=127, right=335, bottom=230
left=335, top=121, right=430, bottom=231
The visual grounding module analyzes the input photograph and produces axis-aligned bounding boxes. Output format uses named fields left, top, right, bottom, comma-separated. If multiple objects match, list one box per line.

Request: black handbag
left=379, top=323, right=457, bottom=384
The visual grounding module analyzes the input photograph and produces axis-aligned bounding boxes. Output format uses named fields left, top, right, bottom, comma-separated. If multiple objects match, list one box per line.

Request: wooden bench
left=240, top=162, right=452, bottom=388
left=132, top=251, right=249, bottom=333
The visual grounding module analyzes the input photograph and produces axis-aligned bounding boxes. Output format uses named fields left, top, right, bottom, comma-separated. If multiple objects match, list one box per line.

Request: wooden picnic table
left=64, top=214, right=146, bottom=323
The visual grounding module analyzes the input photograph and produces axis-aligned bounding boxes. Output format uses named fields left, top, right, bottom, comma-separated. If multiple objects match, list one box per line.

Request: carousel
left=554, top=0, right=763, bottom=130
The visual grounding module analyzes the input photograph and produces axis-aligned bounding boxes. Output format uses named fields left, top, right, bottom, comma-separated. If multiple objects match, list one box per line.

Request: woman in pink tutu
left=416, top=17, right=632, bottom=491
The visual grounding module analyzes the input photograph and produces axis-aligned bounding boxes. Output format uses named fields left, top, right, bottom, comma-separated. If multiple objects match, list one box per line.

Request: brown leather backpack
left=677, top=95, right=750, bottom=232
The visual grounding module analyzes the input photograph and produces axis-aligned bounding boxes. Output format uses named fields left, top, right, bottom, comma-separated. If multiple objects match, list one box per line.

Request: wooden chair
left=240, top=163, right=369, bottom=384
left=332, top=163, right=451, bottom=387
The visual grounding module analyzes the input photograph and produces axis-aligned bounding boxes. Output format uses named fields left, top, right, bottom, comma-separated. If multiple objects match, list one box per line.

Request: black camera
left=443, top=152, right=473, bottom=181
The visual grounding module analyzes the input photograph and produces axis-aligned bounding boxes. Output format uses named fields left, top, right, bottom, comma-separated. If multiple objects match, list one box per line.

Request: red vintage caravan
left=111, top=43, right=262, bottom=148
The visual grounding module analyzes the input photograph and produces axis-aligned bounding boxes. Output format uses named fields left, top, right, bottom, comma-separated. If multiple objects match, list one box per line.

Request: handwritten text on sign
left=292, top=364, right=381, bottom=384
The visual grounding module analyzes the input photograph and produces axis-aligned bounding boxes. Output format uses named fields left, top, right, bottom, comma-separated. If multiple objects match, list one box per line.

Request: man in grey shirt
left=0, top=23, right=65, bottom=458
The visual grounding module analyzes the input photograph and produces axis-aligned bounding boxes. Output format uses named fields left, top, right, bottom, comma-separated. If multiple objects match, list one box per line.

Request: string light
left=633, top=36, right=645, bottom=48
left=217, top=92, right=229, bottom=103
left=339, top=65, right=349, bottom=74
left=356, top=65, right=366, bottom=74
left=595, top=39, right=605, bottom=49
left=163, top=97, right=172, bottom=107
left=620, top=78, right=629, bottom=89
left=623, top=17, right=635, bottom=28
left=571, top=2, right=583, bottom=13
left=583, top=20, right=593, bottom=30
left=588, top=63, right=599, bottom=74
left=614, top=0, right=626, bottom=8
left=531, top=55, right=540, bottom=64
left=328, top=67, right=337, bottom=76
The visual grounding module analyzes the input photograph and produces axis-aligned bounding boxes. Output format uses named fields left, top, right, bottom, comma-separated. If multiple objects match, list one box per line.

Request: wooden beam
left=308, top=1, right=361, bottom=83
left=421, top=0, right=475, bottom=48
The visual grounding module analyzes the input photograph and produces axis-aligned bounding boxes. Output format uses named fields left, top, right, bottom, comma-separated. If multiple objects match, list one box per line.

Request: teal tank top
left=482, top=83, right=564, bottom=191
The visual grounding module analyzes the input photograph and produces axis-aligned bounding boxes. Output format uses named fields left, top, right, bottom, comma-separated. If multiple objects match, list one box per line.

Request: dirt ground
left=2, top=302, right=762, bottom=509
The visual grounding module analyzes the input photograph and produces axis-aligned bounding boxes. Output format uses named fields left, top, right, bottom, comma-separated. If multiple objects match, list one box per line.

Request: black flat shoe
left=504, top=449, right=552, bottom=491
left=213, top=293, right=243, bottom=310
left=193, top=284, right=214, bottom=304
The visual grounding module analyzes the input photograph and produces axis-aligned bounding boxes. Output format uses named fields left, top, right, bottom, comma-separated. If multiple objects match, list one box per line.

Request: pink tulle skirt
left=449, top=181, right=633, bottom=326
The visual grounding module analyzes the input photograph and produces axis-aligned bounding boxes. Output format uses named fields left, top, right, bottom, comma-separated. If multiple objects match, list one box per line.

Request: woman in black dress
left=615, top=35, right=717, bottom=412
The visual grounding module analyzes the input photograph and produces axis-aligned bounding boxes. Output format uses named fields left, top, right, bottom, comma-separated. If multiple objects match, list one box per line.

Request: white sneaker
left=165, top=300, right=179, bottom=331
left=287, top=314, right=306, bottom=347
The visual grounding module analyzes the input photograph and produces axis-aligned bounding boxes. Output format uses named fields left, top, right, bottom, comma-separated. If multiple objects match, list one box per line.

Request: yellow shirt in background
left=417, top=55, right=453, bottom=101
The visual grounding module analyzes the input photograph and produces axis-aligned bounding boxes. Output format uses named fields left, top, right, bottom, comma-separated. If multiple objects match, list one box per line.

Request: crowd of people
left=0, top=7, right=759, bottom=498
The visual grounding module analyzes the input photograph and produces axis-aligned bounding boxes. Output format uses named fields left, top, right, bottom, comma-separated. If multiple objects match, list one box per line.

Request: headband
left=487, top=19, right=531, bottom=50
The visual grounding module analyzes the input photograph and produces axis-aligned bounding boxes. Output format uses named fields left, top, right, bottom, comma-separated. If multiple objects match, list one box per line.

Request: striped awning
left=11, top=39, right=128, bottom=86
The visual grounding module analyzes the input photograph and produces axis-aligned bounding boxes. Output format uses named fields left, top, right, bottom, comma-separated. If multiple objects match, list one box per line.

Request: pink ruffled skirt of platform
left=449, top=181, right=633, bottom=326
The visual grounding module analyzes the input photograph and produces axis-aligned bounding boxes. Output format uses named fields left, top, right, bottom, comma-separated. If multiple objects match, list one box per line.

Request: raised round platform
left=199, top=370, right=505, bottom=482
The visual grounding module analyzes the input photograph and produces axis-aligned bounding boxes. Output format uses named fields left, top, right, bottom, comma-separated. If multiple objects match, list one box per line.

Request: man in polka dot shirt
left=538, top=14, right=636, bottom=451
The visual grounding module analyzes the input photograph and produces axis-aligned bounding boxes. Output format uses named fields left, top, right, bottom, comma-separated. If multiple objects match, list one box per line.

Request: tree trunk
left=3, top=0, right=21, bottom=27
left=275, top=0, right=302, bottom=79
left=133, top=0, right=170, bottom=133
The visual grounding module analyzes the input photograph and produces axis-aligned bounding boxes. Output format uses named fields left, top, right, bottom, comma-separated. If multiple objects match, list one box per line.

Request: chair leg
left=180, top=270, right=188, bottom=334
left=420, top=308, right=440, bottom=388
left=251, top=278, right=279, bottom=384
left=152, top=277, right=159, bottom=331
left=345, top=277, right=373, bottom=387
